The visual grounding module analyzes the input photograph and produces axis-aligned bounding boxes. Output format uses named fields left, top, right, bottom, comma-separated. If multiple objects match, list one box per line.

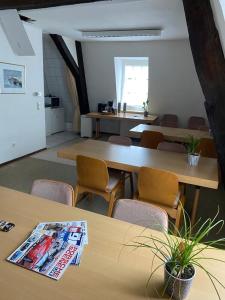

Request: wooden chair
left=160, top=114, right=178, bottom=128
left=157, top=142, right=187, bottom=153
left=137, top=167, right=185, bottom=231
left=197, top=138, right=217, bottom=158
left=113, top=199, right=168, bottom=232
left=31, top=179, right=74, bottom=206
left=74, top=155, right=124, bottom=217
left=188, top=116, right=205, bottom=130
left=108, top=135, right=134, bottom=197
left=140, top=130, right=164, bottom=149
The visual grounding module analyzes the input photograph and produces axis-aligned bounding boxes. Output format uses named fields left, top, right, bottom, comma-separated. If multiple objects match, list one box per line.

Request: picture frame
left=0, top=62, right=25, bottom=94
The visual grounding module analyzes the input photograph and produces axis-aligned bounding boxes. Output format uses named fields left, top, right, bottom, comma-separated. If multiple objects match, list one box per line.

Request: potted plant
left=143, top=99, right=150, bottom=117
left=126, top=209, right=225, bottom=300
left=186, top=135, right=200, bottom=166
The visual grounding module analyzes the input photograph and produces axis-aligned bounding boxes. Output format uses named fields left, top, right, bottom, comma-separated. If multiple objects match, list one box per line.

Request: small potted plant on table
left=186, top=135, right=200, bottom=166
left=143, top=99, right=150, bottom=117
left=126, top=210, right=225, bottom=300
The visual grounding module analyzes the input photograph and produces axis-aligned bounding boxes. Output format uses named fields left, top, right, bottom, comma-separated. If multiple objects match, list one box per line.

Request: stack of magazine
left=7, top=221, right=88, bottom=280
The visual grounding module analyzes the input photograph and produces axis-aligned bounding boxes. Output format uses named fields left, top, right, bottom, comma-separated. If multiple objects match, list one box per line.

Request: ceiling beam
left=182, top=0, right=225, bottom=185
left=0, top=0, right=104, bottom=10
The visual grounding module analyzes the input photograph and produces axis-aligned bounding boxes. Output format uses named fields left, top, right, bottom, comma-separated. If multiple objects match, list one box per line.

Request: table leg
left=95, top=118, right=100, bottom=138
left=191, top=186, right=201, bottom=225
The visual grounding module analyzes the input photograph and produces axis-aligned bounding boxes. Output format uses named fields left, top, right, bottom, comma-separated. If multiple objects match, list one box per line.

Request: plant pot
left=188, top=153, right=200, bottom=166
left=144, top=111, right=148, bottom=117
left=164, top=263, right=195, bottom=300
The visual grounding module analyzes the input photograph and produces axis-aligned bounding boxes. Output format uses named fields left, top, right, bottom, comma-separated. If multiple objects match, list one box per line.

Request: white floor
left=31, top=131, right=83, bottom=166
left=46, top=131, right=78, bottom=148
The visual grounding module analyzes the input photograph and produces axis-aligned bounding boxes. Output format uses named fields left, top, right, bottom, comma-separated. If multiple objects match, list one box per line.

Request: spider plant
left=186, top=135, right=200, bottom=154
left=126, top=208, right=225, bottom=300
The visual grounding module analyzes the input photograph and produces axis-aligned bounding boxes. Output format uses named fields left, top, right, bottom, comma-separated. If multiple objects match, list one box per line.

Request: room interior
left=0, top=1, right=225, bottom=299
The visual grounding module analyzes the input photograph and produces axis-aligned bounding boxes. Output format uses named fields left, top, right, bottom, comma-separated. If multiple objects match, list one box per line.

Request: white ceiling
left=21, top=0, right=189, bottom=41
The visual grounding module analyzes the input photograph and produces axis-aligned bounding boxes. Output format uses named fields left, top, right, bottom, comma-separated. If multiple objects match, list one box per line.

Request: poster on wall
left=0, top=62, right=25, bottom=94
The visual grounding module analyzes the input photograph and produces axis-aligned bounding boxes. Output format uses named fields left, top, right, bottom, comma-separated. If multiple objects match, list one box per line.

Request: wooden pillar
left=50, top=34, right=90, bottom=114
left=182, top=0, right=225, bottom=185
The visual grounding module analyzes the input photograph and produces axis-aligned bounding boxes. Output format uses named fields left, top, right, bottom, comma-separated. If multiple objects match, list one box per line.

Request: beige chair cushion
left=113, top=199, right=168, bottom=232
left=31, top=179, right=74, bottom=206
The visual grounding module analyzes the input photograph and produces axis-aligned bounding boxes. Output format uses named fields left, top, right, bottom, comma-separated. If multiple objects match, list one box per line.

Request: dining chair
left=197, top=138, right=217, bottom=158
left=113, top=199, right=168, bottom=232
left=198, top=125, right=209, bottom=132
left=157, top=142, right=187, bottom=153
left=140, top=130, right=164, bottom=149
left=108, top=135, right=132, bottom=146
left=160, top=114, right=178, bottom=128
left=188, top=116, right=206, bottom=130
left=137, top=167, right=185, bottom=231
left=74, top=155, right=124, bottom=217
left=31, top=179, right=74, bottom=206
left=108, top=135, right=133, bottom=197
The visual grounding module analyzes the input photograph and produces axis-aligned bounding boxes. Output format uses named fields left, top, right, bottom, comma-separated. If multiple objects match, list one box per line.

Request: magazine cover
left=7, top=230, right=78, bottom=280
left=7, top=220, right=88, bottom=279
left=33, top=221, right=88, bottom=265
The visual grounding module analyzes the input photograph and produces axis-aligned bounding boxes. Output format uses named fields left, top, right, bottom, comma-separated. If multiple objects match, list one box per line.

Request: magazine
left=7, top=220, right=88, bottom=280
left=33, top=221, right=88, bottom=265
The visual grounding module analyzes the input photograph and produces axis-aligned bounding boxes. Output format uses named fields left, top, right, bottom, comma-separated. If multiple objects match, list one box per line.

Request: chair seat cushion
left=107, top=170, right=122, bottom=191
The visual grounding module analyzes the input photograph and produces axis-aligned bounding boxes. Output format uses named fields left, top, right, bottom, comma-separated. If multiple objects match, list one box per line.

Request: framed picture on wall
left=0, top=62, right=25, bottom=94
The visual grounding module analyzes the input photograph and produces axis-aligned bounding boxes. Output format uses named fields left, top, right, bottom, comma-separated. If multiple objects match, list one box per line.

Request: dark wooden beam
left=182, top=0, right=225, bottom=185
left=50, top=34, right=90, bottom=114
left=0, top=0, right=103, bottom=10
left=75, top=41, right=89, bottom=115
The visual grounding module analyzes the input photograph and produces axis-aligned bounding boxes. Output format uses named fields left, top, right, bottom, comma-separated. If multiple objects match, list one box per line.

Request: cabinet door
left=54, top=109, right=64, bottom=132
left=45, top=109, right=53, bottom=136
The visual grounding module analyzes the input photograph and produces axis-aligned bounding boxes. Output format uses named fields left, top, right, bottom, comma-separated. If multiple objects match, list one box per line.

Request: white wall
left=43, top=34, right=73, bottom=123
left=82, top=40, right=206, bottom=133
left=43, top=34, right=79, bottom=126
left=0, top=23, right=46, bottom=164
left=211, top=0, right=225, bottom=56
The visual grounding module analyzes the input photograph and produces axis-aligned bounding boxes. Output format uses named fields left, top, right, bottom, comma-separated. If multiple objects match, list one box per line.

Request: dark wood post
left=182, top=0, right=225, bottom=185
left=50, top=34, right=89, bottom=114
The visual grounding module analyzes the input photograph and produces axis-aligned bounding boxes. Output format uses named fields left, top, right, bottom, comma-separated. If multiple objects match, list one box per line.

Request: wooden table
left=86, top=112, right=158, bottom=138
left=58, top=140, right=218, bottom=223
left=1, top=186, right=225, bottom=300
left=129, top=124, right=211, bottom=142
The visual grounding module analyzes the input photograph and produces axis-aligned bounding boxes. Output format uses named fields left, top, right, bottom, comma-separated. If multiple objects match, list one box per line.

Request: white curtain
left=65, top=65, right=80, bottom=132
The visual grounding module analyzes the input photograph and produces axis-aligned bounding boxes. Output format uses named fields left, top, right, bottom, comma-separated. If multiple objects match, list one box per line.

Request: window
left=114, top=57, right=149, bottom=111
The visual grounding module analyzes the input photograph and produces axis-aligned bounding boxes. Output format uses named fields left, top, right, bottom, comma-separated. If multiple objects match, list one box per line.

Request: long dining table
left=0, top=186, right=225, bottom=300
left=129, top=124, right=211, bottom=143
left=57, top=139, right=219, bottom=223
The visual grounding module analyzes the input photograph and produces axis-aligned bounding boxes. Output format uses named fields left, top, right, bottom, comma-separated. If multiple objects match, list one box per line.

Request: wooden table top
left=86, top=112, right=158, bottom=123
left=129, top=124, right=211, bottom=142
left=58, top=140, right=218, bottom=189
left=1, top=186, right=224, bottom=300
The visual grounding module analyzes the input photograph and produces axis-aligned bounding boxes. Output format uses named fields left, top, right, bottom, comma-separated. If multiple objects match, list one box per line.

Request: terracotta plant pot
left=164, top=263, right=195, bottom=300
left=187, top=153, right=200, bottom=166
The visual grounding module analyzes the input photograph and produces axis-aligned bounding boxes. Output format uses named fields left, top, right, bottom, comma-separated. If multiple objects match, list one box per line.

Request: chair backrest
left=160, top=114, right=178, bottom=128
left=157, top=142, right=187, bottom=153
left=31, top=179, right=74, bottom=206
left=138, top=167, right=179, bottom=208
left=140, top=130, right=164, bottom=149
left=197, top=138, right=217, bottom=158
left=188, top=116, right=205, bottom=130
left=108, top=135, right=132, bottom=146
left=76, top=155, right=109, bottom=192
left=113, top=199, right=168, bottom=232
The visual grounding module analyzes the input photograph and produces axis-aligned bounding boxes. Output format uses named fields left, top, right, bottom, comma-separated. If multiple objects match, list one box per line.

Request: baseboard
left=0, top=148, right=47, bottom=166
